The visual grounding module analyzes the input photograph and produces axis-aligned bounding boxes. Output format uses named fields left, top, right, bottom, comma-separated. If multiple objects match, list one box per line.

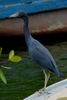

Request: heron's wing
left=29, top=39, right=59, bottom=73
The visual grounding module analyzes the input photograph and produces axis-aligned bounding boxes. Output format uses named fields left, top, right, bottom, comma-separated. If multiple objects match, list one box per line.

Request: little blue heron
left=8, top=12, right=63, bottom=89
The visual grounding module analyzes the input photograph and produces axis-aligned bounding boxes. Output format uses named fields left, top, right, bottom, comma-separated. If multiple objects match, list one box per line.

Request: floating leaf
left=0, top=48, right=2, bottom=56
left=0, top=69, right=7, bottom=84
left=9, top=50, right=15, bottom=60
left=9, top=56, right=22, bottom=62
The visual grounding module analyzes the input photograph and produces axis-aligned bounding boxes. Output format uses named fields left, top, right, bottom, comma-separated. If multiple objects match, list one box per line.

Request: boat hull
left=0, top=9, right=67, bottom=36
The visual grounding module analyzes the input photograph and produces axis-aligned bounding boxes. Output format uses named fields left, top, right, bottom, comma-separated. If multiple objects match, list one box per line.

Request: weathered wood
left=0, top=0, right=67, bottom=36
left=0, top=10, right=67, bottom=35
left=0, top=9, right=67, bottom=36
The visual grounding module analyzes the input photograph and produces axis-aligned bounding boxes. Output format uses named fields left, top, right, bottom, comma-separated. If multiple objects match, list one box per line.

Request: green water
left=0, top=42, right=67, bottom=100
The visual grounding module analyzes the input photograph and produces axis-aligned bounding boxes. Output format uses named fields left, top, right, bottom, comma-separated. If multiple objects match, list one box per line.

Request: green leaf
left=1, top=65, right=12, bottom=69
left=9, top=50, right=15, bottom=60
left=9, top=56, right=22, bottom=62
left=0, top=48, right=2, bottom=56
left=0, top=69, right=7, bottom=84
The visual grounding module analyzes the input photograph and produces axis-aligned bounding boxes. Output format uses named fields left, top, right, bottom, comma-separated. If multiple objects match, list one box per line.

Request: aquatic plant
left=0, top=48, right=22, bottom=84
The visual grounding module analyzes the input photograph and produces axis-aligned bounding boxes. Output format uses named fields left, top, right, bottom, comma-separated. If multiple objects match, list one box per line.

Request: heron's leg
left=38, top=70, right=50, bottom=95
left=43, top=70, right=50, bottom=90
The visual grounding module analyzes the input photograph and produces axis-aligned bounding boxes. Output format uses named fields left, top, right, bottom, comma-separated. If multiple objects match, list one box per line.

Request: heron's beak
left=9, top=12, right=19, bottom=18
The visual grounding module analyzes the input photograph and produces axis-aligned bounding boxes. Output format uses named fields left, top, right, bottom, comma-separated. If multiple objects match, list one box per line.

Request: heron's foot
left=38, top=88, right=45, bottom=94
left=44, top=90, right=51, bottom=95
left=38, top=88, right=51, bottom=95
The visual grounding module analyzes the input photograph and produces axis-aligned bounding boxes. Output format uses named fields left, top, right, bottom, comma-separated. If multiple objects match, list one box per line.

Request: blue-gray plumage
left=8, top=12, right=63, bottom=88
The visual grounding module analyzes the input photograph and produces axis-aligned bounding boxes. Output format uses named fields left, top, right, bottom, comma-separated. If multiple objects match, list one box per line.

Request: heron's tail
left=58, top=70, right=64, bottom=77
left=50, top=59, right=64, bottom=78
left=55, top=68, right=64, bottom=78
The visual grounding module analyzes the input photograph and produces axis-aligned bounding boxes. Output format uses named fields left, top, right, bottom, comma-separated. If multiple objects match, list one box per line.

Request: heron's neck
left=23, top=18, right=31, bottom=45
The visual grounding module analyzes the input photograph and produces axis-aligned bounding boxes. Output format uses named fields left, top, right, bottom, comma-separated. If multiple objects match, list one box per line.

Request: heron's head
left=9, top=12, right=28, bottom=22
